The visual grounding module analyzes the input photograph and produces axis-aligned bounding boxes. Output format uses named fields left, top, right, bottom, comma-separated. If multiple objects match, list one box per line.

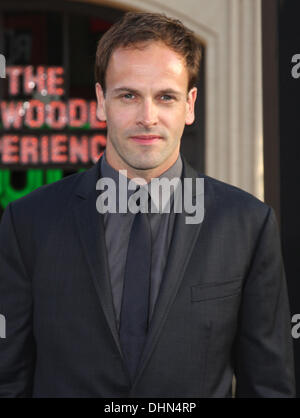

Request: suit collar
left=100, top=150, right=183, bottom=185
left=74, top=152, right=201, bottom=200
left=74, top=157, right=102, bottom=200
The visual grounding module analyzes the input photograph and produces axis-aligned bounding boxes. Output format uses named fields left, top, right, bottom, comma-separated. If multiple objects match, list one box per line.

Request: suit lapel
left=131, top=158, right=206, bottom=389
left=71, top=158, right=125, bottom=362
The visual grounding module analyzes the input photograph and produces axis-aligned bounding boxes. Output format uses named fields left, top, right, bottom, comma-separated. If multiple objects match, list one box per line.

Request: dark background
left=279, top=0, right=300, bottom=396
left=262, top=0, right=300, bottom=396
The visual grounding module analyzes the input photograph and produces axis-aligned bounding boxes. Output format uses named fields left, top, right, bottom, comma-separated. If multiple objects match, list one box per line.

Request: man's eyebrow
left=112, top=87, right=141, bottom=95
left=112, top=87, right=183, bottom=96
left=157, top=89, right=182, bottom=96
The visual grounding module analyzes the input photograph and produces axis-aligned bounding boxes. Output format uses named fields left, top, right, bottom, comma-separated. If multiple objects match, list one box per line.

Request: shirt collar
left=99, top=150, right=183, bottom=213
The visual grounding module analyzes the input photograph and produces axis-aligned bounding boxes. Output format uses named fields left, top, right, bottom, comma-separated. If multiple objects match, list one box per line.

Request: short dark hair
left=95, top=12, right=202, bottom=93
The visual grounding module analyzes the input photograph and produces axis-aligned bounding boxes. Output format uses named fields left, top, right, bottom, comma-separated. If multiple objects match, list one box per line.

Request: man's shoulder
left=8, top=169, right=87, bottom=221
left=199, top=173, right=272, bottom=223
left=201, top=173, right=265, bottom=203
left=0, top=170, right=89, bottom=245
left=182, top=156, right=269, bottom=218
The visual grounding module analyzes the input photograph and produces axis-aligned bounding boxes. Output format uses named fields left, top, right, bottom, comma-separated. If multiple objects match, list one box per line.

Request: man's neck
left=105, top=150, right=180, bottom=183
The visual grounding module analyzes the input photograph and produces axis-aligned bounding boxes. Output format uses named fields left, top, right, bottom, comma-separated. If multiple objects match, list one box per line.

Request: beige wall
left=70, top=0, right=264, bottom=200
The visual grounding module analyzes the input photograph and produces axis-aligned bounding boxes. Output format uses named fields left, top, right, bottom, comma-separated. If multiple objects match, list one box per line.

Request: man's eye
left=160, top=95, right=174, bottom=101
left=123, top=93, right=135, bottom=100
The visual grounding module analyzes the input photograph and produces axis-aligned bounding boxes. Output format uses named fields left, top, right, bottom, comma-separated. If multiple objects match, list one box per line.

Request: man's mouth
left=129, top=135, right=162, bottom=144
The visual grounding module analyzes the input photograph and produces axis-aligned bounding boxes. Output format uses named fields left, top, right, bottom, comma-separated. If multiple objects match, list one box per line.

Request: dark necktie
left=119, top=191, right=152, bottom=381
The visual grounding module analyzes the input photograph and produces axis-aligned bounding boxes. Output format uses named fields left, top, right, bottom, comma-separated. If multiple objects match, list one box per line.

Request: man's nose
left=137, top=99, right=158, bottom=127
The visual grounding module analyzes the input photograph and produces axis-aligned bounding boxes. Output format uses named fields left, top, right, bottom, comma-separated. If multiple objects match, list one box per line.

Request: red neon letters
left=0, top=66, right=107, bottom=167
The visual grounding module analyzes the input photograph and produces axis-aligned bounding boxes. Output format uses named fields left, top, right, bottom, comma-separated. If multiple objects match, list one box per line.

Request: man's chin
left=141, top=154, right=173, bottom=169
left=124, top=153, right=165, bottom=171
left=126, top=161, right=162, bottom=171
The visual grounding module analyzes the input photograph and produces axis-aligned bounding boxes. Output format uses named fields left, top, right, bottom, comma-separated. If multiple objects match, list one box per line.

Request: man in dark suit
left=0, top=12, right=295, bottom=397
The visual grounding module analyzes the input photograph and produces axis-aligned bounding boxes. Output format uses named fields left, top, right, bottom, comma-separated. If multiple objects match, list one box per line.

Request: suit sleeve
left=234, top=207, right=296, bottom=397
left=0, top=203, right=35, bottom=397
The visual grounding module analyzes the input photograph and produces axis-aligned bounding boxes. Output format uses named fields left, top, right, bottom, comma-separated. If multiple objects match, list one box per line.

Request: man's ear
left=95, top=82, right=107, bottom=121
left=185, top=87, right=197, bottom=126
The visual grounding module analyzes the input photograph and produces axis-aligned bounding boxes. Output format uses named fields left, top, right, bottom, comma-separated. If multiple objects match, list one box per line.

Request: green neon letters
left=0, top=168, right=85, bottom=209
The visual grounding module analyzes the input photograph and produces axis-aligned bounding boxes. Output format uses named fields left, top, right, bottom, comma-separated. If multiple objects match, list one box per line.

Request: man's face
left=96, top=41, right=197, bottom=177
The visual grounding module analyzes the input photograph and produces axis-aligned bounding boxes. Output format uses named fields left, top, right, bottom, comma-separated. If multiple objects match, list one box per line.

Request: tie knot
left=133, top=185, right=152, bottom=214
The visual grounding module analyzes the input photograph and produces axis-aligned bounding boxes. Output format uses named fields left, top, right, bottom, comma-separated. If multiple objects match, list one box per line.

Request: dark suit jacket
left=0, top=156, right=295, bottom=397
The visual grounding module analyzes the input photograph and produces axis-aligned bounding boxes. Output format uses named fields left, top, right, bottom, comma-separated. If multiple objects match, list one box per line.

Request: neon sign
left=1, top=99, right=104, bottom=129
left=0, top=65, right=107, bottom=167
left=0, top=54, right=5, bottom=79
left=0, top=65, right=106, bottom=209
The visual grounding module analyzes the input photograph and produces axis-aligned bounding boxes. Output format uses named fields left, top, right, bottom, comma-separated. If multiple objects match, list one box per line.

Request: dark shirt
left=99, top=151, right=183, bottom=330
